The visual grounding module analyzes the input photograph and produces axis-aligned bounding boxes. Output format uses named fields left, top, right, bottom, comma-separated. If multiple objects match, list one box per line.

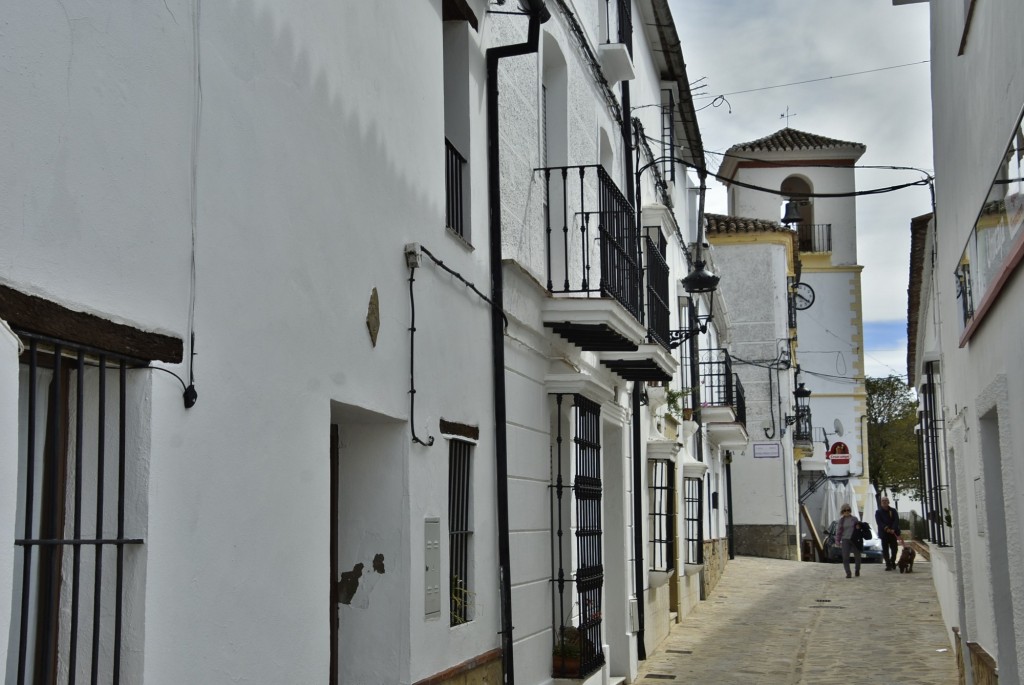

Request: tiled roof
left=705, top=213, right=791, bottom=234
left=906, top=213, right=933, bottom=386
left=726, top=127, right=866, bottom=154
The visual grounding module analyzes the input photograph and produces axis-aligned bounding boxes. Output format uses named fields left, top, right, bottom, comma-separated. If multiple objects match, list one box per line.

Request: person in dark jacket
left=875, top=496, right=901, bottom=571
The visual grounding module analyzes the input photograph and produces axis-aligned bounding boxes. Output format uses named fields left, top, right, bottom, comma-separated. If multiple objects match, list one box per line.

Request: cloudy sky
left=671, top=0, right=933, bottom=380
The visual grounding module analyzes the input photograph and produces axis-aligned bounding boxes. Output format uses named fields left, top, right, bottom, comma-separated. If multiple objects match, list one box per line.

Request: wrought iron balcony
left=798, top=223, right=832, bottom=253
left=541, top=164, right=642, bottom=320
left=538, top=166, right=676, bottom=381
left=697, top=349, right=749, bottom=445
left=644, top=236, right=671, bottom=348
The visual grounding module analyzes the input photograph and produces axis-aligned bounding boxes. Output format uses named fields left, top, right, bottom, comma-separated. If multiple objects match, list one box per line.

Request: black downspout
left=725, top=452, right=735, bottom=559
left=619, top=2, right=648, bottom=664
left=688, top=306, right=704, bottom=565
left=487, top=4, right=548, bottom=683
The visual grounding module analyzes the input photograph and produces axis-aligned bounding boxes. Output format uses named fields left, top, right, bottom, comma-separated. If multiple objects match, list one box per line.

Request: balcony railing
left=798, top=223, right=832, bottom=253
left=541, top=165, right=642, bottom=321
left=602, top=0, right=632, bottom=43
left=644, top=236, right=670, bottom=348
left=696, top=350, right=747, bottom=426
left=794, top=405, right=813, bottom=443
left=445, top=138, right=467, bottom=238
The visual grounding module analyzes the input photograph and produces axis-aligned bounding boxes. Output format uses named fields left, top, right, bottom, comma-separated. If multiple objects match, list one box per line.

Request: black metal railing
left=733, top=374, right=747, bottom=427
left=794, top=405, right=813, bottom=443
left=540, top=164, right=642, bottom=321
left=13, top=331, right=145, bottom=685
left=551, top=394, right=605, bottom=680
left=445, top=138, right=467, bottom=238
left=661, top=89, right=675, bottom=182
left=798, top=223, right=832, bottom=253
left=644, top=235, right=671, bottom=348
left=918, top=362, right=949, bottom=546
left=697, top=348, right=734, bottom=409
left=602, top=0, right=632, bottom=44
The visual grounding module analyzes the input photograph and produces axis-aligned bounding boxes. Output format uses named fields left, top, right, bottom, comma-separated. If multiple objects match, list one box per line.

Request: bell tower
left=718, top=126, right=871, bottom=502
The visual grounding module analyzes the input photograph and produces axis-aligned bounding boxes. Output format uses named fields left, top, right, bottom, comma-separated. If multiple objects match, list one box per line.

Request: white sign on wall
left=753, top=442, right=781, bottom=458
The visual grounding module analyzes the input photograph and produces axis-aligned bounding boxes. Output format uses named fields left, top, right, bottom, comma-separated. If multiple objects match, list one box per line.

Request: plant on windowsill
left=450, top=575, right=475, bottom=626
left=665, top=387, right=698, bottom=422
left=552, top=624, right=596, bottom=678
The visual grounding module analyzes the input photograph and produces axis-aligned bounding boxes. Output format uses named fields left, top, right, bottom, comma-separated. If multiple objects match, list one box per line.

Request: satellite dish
left=834, top=419, right=845, bottom=437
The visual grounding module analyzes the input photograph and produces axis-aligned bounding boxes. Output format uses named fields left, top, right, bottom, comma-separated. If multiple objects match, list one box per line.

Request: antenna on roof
left=780, top=106, right=798, bottom=127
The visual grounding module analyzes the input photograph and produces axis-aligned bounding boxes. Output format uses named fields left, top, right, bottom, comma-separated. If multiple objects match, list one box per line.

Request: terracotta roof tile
left=726, top=127, right=866, bottom=154
left=906, top=213, right=933, bottom=386
left=705, top=213, right=791, bottom=234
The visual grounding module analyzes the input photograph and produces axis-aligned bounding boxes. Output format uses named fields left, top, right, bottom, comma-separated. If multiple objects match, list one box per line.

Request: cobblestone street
left=638, top=555, right=957, bottom=685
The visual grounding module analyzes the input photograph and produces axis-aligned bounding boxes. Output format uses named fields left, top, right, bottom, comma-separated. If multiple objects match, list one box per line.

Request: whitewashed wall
left=924, top=0, right=1024, bottom=676
left=0, top=1, right=502, bottom=683
left=710, top=241, right=797, bottom=530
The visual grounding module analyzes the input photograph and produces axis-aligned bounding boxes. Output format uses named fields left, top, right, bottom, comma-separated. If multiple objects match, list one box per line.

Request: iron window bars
left=917, top=362, right=949, bottom=546
left=551, top=394, right=605, bottom=679
left=449, top=438, right=473, bottom=624
left=644, top=234, right=671, bottom=349
left=445, top=138, right=467, bottom=239
left=683, top=478, right=703, bottom=565
left=648, top=460, right=675, bottom=572
left=12, top=331, right=145, bottom=685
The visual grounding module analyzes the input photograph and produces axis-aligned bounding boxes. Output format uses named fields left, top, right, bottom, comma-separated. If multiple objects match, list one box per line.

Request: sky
left=671, top=0, right=933, bottom=380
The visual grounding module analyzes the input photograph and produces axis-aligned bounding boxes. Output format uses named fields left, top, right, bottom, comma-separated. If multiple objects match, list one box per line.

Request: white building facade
left=716, top=129, right=871, bottom=559
left=0, top=1, right=741, bottom=684
left=903, top=0, right=1024, bottom=682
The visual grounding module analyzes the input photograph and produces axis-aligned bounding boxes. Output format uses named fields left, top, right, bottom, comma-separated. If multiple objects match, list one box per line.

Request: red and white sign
left=827, top=441, right=850, bottom=465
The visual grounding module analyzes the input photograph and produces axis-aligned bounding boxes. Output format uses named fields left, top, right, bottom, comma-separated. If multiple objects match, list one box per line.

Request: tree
left=866, top=375, right=919, bottom=501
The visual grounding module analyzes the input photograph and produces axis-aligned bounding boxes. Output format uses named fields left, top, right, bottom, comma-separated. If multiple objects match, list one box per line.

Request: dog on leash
left=897, top=545, right=916, bottom=573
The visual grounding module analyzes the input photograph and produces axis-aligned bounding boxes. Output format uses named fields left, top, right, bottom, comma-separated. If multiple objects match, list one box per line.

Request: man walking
left=875, top=496, right=901, bottom=571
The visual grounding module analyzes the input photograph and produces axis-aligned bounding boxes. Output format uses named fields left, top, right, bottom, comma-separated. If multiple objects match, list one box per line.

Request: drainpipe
left=617, top=3, right=648, bottom=664
left=486, top=3, right=549, bottom=682
left=725, top=451, right=735, bottom=559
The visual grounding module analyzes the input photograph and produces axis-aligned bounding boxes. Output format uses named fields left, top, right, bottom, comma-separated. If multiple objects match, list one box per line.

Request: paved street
left=638, top=555, right=957, bottom=685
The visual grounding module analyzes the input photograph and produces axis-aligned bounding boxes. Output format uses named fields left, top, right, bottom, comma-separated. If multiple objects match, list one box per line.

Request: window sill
left=446, top=226, right=474, bottom=251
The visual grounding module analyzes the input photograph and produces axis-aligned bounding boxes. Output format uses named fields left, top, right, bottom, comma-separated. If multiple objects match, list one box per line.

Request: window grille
left=684, top=478, right=703, bottom=564
left=551, top=394, right=605, bottom=679
left=645, top=234, right=671, bottom=348
left=661, top=89, right=675, bottom=182
left=12, top=331, right=146, bottom=685
left=918, top=362, right=949, bottom=546
left=449, top=438, right=473, bottom=625
left=648, top=460, right=674, bottom=572
left=445, top=138, right=467, bottom=239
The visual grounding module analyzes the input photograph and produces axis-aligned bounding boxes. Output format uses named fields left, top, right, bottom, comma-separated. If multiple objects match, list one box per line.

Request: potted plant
left=665, top=387, right=697, bottom=422
left=552, top=625, right=588, bottom=677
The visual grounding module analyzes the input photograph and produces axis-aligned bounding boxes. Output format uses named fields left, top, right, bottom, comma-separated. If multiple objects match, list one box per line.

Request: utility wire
left=692, top=60, right=930, bottom=100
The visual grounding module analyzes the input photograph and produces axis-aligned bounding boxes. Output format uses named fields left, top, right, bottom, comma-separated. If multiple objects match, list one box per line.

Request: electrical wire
left=407, top=265, right=435, bottom=448
left=692, top=60, right=930, bottom=100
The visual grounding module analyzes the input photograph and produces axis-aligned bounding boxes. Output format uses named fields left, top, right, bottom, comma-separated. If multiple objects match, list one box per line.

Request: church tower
left=717, top=127, right=871, bottom=520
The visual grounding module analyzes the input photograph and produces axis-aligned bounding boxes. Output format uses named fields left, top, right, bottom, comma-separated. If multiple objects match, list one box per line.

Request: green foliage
left=866, top=375, right=920, bottom=499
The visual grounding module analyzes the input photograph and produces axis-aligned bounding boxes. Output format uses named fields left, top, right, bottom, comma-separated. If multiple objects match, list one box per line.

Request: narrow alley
left=638, top=555, right=957, bottom=685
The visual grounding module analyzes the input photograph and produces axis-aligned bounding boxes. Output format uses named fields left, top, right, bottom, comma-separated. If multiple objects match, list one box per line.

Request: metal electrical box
left=425, top=518, right=441, bottom=618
